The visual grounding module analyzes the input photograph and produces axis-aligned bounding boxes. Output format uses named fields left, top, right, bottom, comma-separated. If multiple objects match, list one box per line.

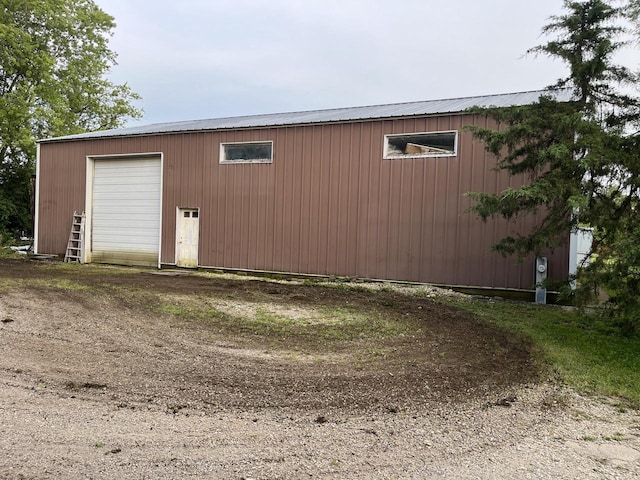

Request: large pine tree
left=467, top=0, right=640, bottom=331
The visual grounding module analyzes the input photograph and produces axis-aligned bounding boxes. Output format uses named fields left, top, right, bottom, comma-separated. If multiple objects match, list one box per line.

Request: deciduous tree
left=0, top=0, right=141, bottom=234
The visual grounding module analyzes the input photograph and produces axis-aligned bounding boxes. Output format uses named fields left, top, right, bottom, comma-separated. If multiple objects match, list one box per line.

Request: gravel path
left=0, top=258, right=639, bottom=478
left=2, top=378, right=639, bottom=479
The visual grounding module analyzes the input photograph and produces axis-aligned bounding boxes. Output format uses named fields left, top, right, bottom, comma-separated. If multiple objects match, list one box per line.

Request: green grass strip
left=446, top=298, right=640, bottom=408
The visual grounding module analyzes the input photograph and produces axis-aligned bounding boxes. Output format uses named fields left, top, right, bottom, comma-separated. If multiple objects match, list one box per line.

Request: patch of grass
left=314, top=306, right=410, bottom=340
left=0, top=278, right=20, bottom=291
left=443, top=298, right=640, bottom=408
left=602, top=432, right=625, bottom=441
left=156, top=295, right=411, bottom=347
left=0, top=247, right=16, bottom=259
left=0, top=277, right=91, bottom=292
left=158, top=302, right=220, bottom=319
left=33, top=278, right=92, bottom=291
left=322, top=281, right=371, bottom=294
left=38, top=262, right=145, bottom=276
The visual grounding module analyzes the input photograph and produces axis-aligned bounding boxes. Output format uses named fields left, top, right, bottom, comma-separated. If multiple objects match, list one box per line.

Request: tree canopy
left=0, top=0, right=141, bottom=234
left=467, top=0, right=640, bottom=331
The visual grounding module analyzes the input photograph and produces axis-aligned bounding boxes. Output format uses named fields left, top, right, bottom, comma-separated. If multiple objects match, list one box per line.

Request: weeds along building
left=35, top=90, right=572, bottom=290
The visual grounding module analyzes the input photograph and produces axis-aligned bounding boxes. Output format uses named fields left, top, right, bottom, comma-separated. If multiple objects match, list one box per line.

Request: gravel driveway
left=0, top=258, right=639, bottom=479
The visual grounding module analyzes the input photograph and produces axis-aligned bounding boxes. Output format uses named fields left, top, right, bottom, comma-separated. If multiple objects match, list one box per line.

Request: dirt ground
left=0, top=258, right=639, bottom=479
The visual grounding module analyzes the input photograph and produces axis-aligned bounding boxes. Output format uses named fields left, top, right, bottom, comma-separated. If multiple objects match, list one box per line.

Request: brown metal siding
left=37, top=142, right=87, bottom=254
left=37, top=114, right=569, bottom=289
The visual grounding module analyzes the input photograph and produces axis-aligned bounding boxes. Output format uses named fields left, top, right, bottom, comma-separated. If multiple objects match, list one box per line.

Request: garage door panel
left=92, top=228, right=159, bottom=239
left=94, top=180, right=160, bottom=190
left=93, top=239, right=159, bottom=250
left=91, top=250, right=159, bottom=266
left=93, top=218, right=159, bottom=229
left=92, top=157, right=161, bottom=267
left=93, top=200, right=161, bottom=211
left=95, top=177, right=160, bottom=187
left=94, top=183, right=159, bottom=191
left=92, top=229, right=160, bottom=241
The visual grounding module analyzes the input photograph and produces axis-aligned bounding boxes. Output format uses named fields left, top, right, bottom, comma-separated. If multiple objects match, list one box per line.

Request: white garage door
left=92, top=157, right=161, bottom=266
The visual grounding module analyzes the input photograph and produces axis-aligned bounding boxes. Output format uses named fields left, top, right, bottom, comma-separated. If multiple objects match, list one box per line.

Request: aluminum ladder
left=64, top=211, right=85, bottom=263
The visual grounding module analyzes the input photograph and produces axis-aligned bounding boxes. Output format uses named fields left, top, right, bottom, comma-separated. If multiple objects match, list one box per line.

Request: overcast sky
left=93, top=0, right=625, bottom=126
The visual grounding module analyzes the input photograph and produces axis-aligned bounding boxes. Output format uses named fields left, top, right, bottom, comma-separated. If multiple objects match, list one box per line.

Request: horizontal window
left=220, top=141, right=273, bottom=164
left=383, top=131, right=457, bottom=159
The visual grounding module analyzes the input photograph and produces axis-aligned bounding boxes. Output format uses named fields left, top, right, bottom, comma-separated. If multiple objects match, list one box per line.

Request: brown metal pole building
left=35, top=91, right=570, bottom=291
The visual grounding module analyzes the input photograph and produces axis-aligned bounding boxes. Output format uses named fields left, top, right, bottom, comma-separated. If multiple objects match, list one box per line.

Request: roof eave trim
left=36, top=110, right=474, bottom=144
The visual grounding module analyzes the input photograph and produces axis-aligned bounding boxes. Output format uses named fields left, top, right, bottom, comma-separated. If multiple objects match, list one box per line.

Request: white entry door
left=176, top=208, right=199, bottom=267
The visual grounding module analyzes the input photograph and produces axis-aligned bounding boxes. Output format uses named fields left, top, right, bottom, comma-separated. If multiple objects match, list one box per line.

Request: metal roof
left=40, top=89, right=572, bottom=143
